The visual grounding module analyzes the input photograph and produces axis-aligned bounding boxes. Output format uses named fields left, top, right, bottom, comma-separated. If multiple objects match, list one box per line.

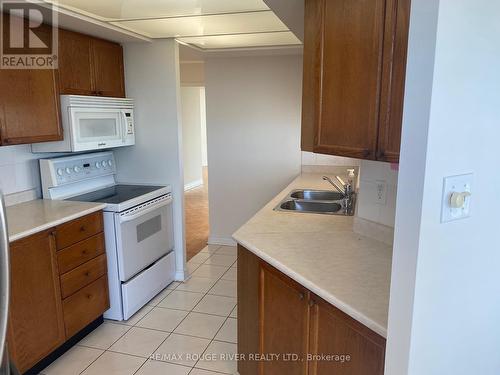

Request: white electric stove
left=40, top=152, right=176, bottom=321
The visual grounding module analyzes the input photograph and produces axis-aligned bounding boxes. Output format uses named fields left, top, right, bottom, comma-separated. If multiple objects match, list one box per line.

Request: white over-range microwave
left=32, top=95, right=135, bottom=153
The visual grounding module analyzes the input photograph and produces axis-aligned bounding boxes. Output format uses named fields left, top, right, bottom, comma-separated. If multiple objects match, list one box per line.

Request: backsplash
left=301, top=152, right=398, bottom=228
left=356, top=160, right=398, bottom=227
left=0, top=145, right=47, bottom=201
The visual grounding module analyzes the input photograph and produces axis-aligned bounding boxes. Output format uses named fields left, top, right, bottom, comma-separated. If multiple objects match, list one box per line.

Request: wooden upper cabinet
left=8, top=230, right=66, bottom=373
left=58, top=29, right=125, bottom=98
left=58, top=29, right=94, bottom=95
left=0, top=69, right=62, bottom=145
left=302, top=0, right=411, bottom=162
left=308, top=296, right=386, bottom=375
left=260, top=263, right=310, bottom=375
left=91, top=38, right=125, bottom=98
left=377, top=0, right=411, bottom=163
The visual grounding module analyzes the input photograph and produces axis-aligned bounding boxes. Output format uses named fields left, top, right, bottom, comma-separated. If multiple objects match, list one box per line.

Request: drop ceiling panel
left=111, top=11, right=287, bottom=38
left=177, top=31, right=301, bottom=49
left=49, top=0, right=269, bottom=20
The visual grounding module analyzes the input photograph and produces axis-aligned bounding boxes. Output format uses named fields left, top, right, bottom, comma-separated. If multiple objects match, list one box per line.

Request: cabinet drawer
left=56, top=211, right=103, bottom=249
left=63, top=275, right=110, bottom=338
left=57, top=233, right=105, bottom=274
left=60, top=254, right=107, bottom=299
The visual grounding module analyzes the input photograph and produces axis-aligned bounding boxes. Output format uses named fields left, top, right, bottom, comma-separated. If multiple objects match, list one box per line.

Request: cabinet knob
left=84, top=271, right=90, bottom=277
left=363, top=149, right=372, bottom=158
left=309, top=299, right=316, bottom=307
left=80, top=226, right=86, bottom=232
left=377, top=150, right=386, bottom=160
left=298, top=292, right=305, bottom=300
left=82, top=249, right=87, bottom=255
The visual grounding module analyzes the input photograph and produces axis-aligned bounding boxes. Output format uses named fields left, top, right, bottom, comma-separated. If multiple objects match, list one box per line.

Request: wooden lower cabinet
left=260, top=263, right=310, bottom=375
left=7, top=230, right=65, bottom=374
left=308, top=297, right=386, bottom=375
left=237, top=245, right=386, bottom=375
left=8, top=211, right=109, bottom=373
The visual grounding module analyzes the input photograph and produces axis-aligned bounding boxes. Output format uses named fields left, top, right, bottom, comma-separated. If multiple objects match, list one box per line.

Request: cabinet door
left=260, top=263, right=310, bottom=375
left=307, top=0, right=387, bottom=159
left=308, top=296, right=386, bottom=375
left=0, top=68, right=62, bottom=145
left=377, top=0, right=411, bottom=163
left=91, top=38, right=125, bottom=98
left=58, top=29, right=94, bottom=95
left=7, top=230, right=65, bottom=373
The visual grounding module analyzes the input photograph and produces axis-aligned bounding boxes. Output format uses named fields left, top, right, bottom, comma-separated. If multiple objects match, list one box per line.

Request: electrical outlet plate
left=441, top=173, right=473, bottom=223
left=375, top=180, right=387, bottom=205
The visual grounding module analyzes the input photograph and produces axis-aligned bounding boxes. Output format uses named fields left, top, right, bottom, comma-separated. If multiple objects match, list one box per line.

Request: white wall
left=180, top=62, right=205, bottom=87
left=181, top=87, right=203, bottom=190
left=387, top=0, right=500, bottom=374
left=200, top=89, right=208, bottom=167
left=206, top=53, right=303, bottom=244
left=115, top=39, right=186, bottom=280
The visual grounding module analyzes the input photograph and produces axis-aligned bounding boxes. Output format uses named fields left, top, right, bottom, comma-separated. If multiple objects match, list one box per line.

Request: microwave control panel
left=125, top=111, right=134, bottom=135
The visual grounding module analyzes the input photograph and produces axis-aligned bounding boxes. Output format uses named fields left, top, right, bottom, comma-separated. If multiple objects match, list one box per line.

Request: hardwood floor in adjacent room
left=185, top=167, right=209, bottom=261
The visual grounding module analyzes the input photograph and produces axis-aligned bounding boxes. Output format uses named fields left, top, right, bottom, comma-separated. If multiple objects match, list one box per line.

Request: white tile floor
left=41, top=245, right=238, bottom=375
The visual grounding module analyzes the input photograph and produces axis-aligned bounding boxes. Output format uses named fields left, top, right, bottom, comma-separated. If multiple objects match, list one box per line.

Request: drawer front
left=60, top=254, right=107, bottom=299
left=63, top=275, right=110, bottom=338
left=56, top=211, right=103, bottom=249
left=57, top=232, right=105, bottom=274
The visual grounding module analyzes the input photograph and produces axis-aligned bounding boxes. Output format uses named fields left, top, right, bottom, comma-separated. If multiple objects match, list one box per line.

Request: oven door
left=114, top=195, right=174, bottom=282
left=70, top=108, right=128, bottom=151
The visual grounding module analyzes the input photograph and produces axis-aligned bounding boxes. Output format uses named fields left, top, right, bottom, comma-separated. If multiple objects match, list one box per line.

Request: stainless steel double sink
left=274, top=189, right=355, bottom=216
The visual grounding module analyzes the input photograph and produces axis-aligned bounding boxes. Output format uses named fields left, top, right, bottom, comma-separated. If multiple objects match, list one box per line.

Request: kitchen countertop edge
left=8, top=202, right=107, bottom=243
left=233, top=234, right=387, bottom=338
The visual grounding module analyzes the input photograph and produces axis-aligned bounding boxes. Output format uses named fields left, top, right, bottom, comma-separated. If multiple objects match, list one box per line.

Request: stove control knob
left=108, top=160, right=113, bottom=167
left=57, top=168, right=64, bottom=176
left=95, top=162, right=101, bottom=169
left=101, top=161, right=107, bottom=168
left=73, top=166, right=81, bottom=173
left=65, top=167, right=72, bottom=174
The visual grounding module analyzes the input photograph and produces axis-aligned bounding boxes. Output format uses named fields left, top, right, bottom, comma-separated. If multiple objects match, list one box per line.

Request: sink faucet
left=322, top=176, right=345, bottom=194
left=322, top=175, right=355, bottom=214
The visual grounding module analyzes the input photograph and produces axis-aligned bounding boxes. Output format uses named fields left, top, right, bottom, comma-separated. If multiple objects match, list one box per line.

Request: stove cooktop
left=67, top=184, right=169, bottom=212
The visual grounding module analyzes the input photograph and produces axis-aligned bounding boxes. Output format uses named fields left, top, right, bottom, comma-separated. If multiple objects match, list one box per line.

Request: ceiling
left=43, top=0, right=302, bottom=50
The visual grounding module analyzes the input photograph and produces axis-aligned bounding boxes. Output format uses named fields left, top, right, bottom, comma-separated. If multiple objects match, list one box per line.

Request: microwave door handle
left=119, top=197, right=172, bottom=224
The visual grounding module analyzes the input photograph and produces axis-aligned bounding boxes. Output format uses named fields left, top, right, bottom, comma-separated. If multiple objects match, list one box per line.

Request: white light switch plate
left=441, top=173, right=473, bottom=223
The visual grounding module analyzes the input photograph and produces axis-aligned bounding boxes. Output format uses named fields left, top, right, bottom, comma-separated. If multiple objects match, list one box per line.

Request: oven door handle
left=119, top=196, right=172, bottom=223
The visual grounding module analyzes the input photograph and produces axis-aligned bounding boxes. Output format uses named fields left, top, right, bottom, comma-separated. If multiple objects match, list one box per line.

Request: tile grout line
left=132, top=250, right=230, bottom=374
left=191, top=254, right=238, bottom=374
left=60, top=245, right=235, bottom=375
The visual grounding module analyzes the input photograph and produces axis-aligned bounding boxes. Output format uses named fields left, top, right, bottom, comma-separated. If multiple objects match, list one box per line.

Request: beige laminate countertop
left=233, top=173, right=393, bottom=338
left=6, top=199, right=107, bottom=242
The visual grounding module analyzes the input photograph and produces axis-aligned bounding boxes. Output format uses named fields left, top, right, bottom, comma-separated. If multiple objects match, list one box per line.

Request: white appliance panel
left=114, top=195, right=174, bottom=281
left=121, top=252, right=175, bottom=320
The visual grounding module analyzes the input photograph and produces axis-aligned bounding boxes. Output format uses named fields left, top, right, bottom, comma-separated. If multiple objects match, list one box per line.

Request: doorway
left=181, top=86, right=209, bottom=260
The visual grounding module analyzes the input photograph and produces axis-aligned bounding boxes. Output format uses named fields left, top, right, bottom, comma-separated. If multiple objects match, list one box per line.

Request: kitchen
left=1, top=1, right=500, bottom=375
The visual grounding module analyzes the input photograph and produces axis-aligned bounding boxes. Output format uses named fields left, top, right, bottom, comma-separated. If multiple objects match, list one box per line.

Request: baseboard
left=184, top=179, right=203, bottom=191
left=208, top=236, right=237, bottom=246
